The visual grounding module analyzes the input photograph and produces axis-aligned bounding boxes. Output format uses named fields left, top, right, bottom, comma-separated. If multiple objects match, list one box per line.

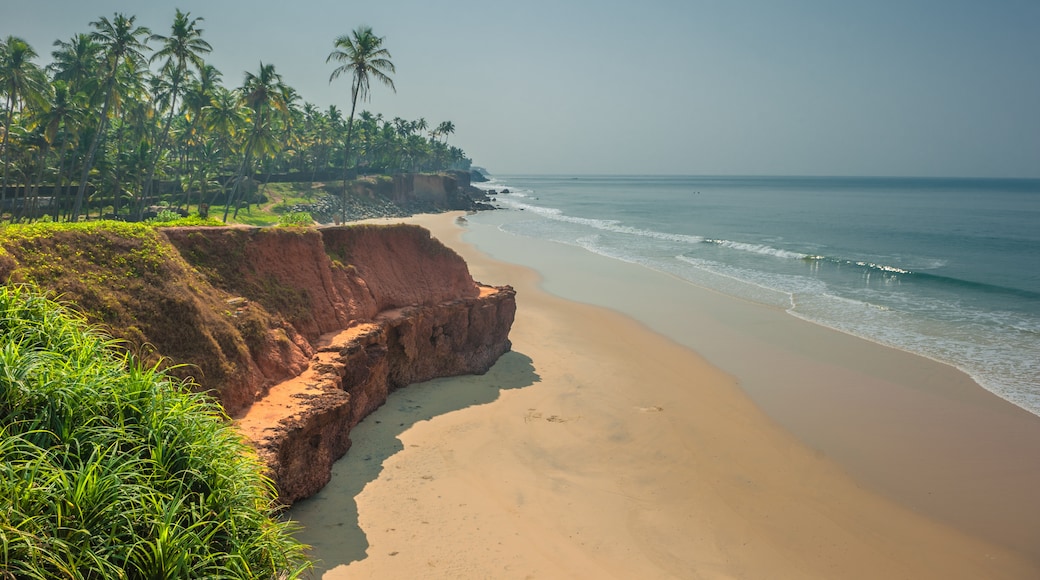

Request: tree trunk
left=223, top=137, right=255, bottom=222
left=22, top=141, right=52, bottom=221
left=52, top=136, right=71, bottom=220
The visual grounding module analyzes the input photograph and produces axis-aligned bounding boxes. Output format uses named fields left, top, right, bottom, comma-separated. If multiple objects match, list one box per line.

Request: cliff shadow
left=286, top=350, right=539, bottom=577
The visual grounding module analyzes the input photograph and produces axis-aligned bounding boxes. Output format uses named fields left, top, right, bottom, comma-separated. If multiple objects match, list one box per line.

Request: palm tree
left=202, top=85, right=247, bottom=207
left=1, top=36, right=49, bottom=211
left=180, top=64, right=221, bottom=209
left=144, top=10, right=211, bottom=203
left=223, top=62, right=286, bottom=222
left=71, top=13, right=150, bottom=221
left=22, top=81, right=79, bottom=215
left=414, top=117, right=428, bottom=140
left=436, top=120, right=455, bottom=145
left=327, top=25, right=395, bottom=222
left=354, top=110, right=381, bottom=171
left=114, top=68, right=156, bottom=217
left=392, top=116, right=409, bottom=137
left=276, top=84, right=302, bottom=174
left=48, top=34, right=101, bottom=217
left=33, top=81, right=87, bottom=213
left=50, top=34, right=102, bottom=97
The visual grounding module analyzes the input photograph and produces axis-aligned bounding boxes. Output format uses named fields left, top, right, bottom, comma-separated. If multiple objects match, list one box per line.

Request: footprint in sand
left=525, top=409, right=578, bottom=423
left=524, top=409, right=542, bottom=423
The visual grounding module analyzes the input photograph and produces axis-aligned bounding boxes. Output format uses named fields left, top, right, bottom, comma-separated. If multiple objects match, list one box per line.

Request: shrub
left=0, top=285, right=310, bottom=578
left=277, top=212, right=313, bottom=228
left=150, top=209, right=183, bottom=223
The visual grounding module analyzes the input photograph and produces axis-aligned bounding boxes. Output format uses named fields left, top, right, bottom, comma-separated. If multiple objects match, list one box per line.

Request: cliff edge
left=0, top=222, right=515, bottom=503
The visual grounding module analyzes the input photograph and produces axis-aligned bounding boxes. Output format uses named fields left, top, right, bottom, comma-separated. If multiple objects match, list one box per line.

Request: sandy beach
left=289, top=212, right=1040, bottom=578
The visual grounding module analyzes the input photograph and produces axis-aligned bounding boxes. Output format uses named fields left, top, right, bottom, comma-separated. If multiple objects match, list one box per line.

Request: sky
left=3, top=0, right=1039, bottom=177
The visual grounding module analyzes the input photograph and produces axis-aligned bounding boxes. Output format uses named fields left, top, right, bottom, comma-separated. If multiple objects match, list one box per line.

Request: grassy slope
left=220, top=182, right=323, bottom=226
left=0, top=285, right=309, bottom=578
left=0, top=222, right=258, bottom=400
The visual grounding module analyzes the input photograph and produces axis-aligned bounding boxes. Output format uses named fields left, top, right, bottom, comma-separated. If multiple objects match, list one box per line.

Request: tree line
left=0, top=11, right=470, bottom=222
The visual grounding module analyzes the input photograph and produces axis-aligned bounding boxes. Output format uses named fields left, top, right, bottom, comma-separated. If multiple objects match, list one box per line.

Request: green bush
left=150, top=209, right=183, bottom=223
left=277, top=212, right=313, bottom=228
left=0, top=285, right=310, bottom=579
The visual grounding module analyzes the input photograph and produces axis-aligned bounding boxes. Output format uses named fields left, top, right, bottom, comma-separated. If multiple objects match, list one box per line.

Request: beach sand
left=289, top=212, right=1040, bottom=578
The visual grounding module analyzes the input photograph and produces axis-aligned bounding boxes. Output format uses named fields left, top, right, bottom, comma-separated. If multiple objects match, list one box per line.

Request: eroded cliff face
left=164, top=224, right=515, bottom=503
left=0, top=223, right=515, bottom=503
left=239, top=289, right=515, bottom=503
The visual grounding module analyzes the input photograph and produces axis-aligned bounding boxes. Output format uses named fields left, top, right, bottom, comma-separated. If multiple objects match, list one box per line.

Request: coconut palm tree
left=202, top=85, right=246, bottom=206
left=114, top=69, right=157, bottom=217
left=276, top=84, right=302, bottom=173
left=414, top=117, right=428, bottom=140
left=20, top=81, right=79, bottom=214
left=223, top=62, right=286, bottom=221
left=50, top=34, right=102, bottom=94
left=1, top=36, right=49, bottom=211
left=144, top=9, right=211, bottom=202
left=436, top=120, right=455, bottom=145
left=71, top=13, right=150, bottom=221
left=180, top=64, right=221, bottom=208
left=35, top=81, right=88, bottom=216
left=327, top=25, right=395, bottom=222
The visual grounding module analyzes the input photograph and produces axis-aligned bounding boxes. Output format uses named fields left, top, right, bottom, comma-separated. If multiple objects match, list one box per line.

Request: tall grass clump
left=0, top=285, right=310, bottom=578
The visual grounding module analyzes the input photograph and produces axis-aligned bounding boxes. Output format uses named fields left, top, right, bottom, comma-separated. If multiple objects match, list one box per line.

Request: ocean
left=469, top=175, right=1040, bottom=416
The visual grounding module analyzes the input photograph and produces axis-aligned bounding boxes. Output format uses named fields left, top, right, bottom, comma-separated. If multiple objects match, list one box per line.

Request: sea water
left=470, top=175, right=1040, bottom=416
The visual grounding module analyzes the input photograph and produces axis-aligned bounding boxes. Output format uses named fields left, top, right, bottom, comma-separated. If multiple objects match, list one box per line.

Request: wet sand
left=289, top=212, right=1040, bottom=578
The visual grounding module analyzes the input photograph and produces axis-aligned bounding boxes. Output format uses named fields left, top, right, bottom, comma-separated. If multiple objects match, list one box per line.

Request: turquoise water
left=473, top=175, right=1040, bottom=415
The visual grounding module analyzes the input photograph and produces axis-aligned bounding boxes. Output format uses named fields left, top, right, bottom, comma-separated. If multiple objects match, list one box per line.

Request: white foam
left=705, top=238, right=810, bottom=260
left=484, top=179, right=1040, bottom=417
left=853, top=260, right=911, bottom=274
left=787, top=292, right=1040, bottom=415
left=497, top=198, right=704, bottom=245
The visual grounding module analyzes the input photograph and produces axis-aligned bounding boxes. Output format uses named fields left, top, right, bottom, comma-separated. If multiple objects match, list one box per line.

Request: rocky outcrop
left=287, top=172, right=494, bottom=222
left=0, top=223, right=515, bottom=503
left=349, top=171, right=491, bottom=211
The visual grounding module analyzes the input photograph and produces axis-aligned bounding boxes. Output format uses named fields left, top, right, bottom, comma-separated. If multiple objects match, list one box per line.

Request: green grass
left=205, top=203, right=285, bottom=227
left=265, top=182, right=320, bottom=210
left=0, top=285, right=311, bottom=578
left=146, top=214, right=226, bottom=227
left=210, top=182, right=325, bottom=227
left=0, top=222, right=257, bottom=396
left=277, top=212, right=314, bottom=227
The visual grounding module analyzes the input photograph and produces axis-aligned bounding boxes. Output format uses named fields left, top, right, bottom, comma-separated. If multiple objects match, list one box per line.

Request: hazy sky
left=4, top=0, right=1039, bottom=177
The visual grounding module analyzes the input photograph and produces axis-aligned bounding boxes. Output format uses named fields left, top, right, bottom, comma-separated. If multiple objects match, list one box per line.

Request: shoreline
left=290, top=211, right=1040, bottom=578
left=457, top=207, right=1040, bottom=559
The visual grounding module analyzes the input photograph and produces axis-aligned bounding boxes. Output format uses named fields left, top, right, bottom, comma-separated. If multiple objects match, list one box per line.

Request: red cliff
left=0, top=223, right=515, bottom=504
left=163, top=224, right=515, bottom=503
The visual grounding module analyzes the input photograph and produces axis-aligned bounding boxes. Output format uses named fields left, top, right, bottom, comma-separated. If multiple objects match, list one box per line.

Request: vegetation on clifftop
left=0, top=285, right=309, bottom=578
left=0, top=15, right=471, bottom=223
left=0, top=221, right=261, bottom=397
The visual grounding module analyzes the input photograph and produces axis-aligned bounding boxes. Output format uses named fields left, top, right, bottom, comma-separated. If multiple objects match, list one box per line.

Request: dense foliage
left=0, top=14, right=470, bottom=222
left=0, top=285, right=310, bottom=578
